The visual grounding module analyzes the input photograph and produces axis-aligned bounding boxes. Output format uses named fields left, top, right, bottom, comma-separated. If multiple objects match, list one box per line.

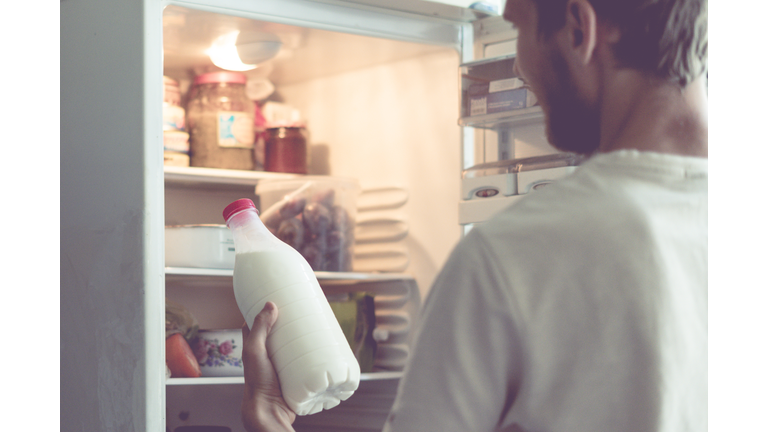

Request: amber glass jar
left=186, top=72, right=255, bottom=170
left=264, top=127, right=308, bottom=174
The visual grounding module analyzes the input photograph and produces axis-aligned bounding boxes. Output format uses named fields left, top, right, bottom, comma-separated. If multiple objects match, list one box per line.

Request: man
left=240, top=0, right=708, bottom=430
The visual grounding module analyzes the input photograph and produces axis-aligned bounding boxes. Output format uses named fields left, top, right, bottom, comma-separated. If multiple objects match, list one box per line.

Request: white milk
left=225, top=199, right=360, bottom=416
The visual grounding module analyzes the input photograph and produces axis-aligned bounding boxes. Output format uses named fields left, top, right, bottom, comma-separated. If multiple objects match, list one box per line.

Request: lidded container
left=461, top=153, right=585, bottom=202
left=223, top=199, right=360, bottom=416
left=186, top=72, right=256, bottom=170
left=264, top=126, right=309, bottom=174
left=256, top=176, right=360, bottom=272
left=164, top=224, right=235, bottom=269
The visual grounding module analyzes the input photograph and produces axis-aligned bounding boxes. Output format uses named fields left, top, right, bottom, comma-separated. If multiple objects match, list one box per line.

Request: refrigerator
left=61, top=0, right=564, bottom=430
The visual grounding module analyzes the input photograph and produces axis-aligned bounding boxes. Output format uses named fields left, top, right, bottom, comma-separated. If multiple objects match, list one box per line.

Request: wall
left=278, top=49, right=464, bottom=302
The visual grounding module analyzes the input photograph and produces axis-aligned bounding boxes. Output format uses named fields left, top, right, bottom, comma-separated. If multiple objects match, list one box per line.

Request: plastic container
left=223, top=198, right=360, bottom=416
left=186, top=72, right=256, bottom=170
left=256, top=176, right=360, bottom=272
left=264, top=126, right=309, bottom=174
left=165, top=225, right=235, bottom=269
left=461, top=153, right=585, bottom=199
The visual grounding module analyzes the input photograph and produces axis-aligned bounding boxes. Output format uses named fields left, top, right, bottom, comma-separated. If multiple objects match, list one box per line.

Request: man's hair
left=532, top=0, right=707, bottom=87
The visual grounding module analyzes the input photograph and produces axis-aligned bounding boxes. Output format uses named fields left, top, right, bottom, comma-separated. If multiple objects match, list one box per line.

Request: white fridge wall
left=278, top=50, right=463, bottom=301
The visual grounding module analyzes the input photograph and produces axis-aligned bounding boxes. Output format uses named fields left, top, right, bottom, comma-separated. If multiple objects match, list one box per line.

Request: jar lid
left=194, top=71, right=247, bottom=86
left=223, top=198, right=258, bottom=222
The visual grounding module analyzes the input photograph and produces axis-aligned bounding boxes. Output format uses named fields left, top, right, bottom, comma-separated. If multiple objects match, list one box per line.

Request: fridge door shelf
left=458, top=105, right=544, bottom=129
left=459, top=54, right=543, bottom=130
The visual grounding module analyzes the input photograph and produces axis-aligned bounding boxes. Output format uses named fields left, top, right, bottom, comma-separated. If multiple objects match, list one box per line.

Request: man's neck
left=597, top=72, right=708, bottom=158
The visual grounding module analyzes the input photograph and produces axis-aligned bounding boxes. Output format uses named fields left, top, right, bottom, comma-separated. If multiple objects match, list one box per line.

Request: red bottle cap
left=223, top=199, right=258, bottom=222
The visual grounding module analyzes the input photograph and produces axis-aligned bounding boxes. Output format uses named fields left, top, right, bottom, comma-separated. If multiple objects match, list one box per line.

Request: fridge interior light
left=206, top=30, right=282, bottom=71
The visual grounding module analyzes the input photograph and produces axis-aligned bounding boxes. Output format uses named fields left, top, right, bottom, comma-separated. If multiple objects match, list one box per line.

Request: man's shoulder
left=473, top=165, right=651, bottom=256
left=477, top=173, right=614, bottom=236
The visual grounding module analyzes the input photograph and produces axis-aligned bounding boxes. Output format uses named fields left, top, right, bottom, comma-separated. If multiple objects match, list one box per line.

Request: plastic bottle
left=222, top=198, right=360, bottom=415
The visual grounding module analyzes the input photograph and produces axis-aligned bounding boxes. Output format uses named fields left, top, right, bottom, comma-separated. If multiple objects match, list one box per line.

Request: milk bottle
left=223, top=198, right=360, bottom=416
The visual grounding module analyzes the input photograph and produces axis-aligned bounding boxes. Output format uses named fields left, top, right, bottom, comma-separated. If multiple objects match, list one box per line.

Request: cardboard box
left=461, top=55, right=537, bottom=118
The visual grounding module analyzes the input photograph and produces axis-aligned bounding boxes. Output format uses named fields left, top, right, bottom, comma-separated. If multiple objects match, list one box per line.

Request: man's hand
left=241, top=302, right=296, bottom=432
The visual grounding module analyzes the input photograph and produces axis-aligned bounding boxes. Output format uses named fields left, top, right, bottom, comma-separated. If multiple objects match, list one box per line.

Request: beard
left=540, top=51, right=601, bottom=156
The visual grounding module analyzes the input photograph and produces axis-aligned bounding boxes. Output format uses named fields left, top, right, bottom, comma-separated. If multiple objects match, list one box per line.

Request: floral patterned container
left=192, top=329, right=244, bottom=377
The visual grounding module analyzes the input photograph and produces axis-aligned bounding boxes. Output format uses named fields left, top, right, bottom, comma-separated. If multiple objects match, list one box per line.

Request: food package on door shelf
left=165, top=299, right=202, bottom=378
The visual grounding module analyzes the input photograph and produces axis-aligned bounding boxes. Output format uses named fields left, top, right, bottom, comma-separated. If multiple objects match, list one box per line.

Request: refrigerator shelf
left=166, top=372, right=403, bottom=386
left=164, top=166, right=298, bottom=189
left=165, top=266, right=415, bottom=282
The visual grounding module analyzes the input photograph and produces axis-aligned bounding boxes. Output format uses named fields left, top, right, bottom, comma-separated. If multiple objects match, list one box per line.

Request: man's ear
left=561, top=0, right=598, bottom=66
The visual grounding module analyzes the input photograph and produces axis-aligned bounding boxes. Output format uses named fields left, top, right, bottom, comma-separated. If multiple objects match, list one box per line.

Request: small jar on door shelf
left=186, top=72, right=256, bottom=170
left=264, top=126, right=309, bottom=174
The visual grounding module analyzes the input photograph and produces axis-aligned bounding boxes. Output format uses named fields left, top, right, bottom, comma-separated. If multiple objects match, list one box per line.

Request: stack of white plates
left=353, top=186, right=410, bottom=273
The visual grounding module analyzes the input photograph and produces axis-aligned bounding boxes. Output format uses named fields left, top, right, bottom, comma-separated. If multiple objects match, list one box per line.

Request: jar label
left=217, top=111, right=255, bottom=148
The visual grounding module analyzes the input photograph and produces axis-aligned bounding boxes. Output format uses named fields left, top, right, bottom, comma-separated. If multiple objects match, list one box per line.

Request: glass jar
left=186, top=72, right=256, bottom=170
left=264, top=127, right=308, bottom=174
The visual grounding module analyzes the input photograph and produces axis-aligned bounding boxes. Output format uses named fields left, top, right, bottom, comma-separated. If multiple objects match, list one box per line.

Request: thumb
left=243, top=302, right=279, bottom=346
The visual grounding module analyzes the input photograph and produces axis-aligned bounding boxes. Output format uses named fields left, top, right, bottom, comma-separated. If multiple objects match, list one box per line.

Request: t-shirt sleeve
left=383, top=230, right=524, bottom=432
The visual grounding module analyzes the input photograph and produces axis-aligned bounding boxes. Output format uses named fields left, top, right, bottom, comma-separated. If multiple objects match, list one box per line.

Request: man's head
left=527, top=0, right=707, bottom=88
left=503, top=0, right=708, bottom=155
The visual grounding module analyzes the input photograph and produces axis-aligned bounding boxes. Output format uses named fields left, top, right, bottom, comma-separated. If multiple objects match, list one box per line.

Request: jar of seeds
left=186, top=72, right=256, bottom=170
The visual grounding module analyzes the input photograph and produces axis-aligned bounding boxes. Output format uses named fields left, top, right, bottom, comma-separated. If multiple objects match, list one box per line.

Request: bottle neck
left=227, top=208, right=261, bottom=229
left=226, top=208, right=281, bottom=254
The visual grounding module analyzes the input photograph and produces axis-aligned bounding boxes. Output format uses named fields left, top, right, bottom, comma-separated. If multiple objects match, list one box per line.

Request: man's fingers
left=247, top=301, right=279, bottom=345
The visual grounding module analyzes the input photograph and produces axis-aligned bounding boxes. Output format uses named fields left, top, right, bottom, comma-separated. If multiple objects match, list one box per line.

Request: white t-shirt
left=383, top=150, right=708, bottom=432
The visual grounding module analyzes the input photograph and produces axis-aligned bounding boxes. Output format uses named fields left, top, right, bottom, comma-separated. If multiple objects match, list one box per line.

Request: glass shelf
left=166, top=371, right=403, bottom=386
left=165, top=267, right=415, bottom=283
left=164, top=166, right=298, bottom=190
